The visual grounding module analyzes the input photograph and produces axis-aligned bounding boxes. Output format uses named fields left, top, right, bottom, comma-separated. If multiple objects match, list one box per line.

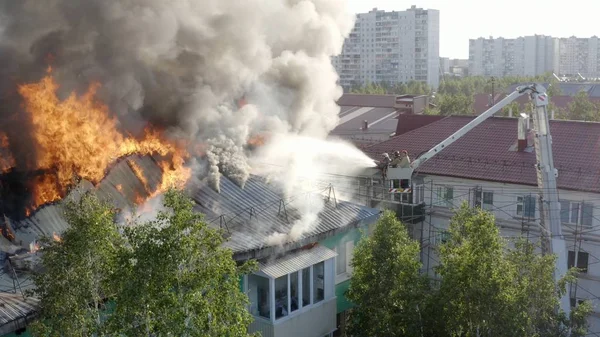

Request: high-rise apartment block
left=469, top=35, right=600, bottom=78
left=333, top=6, right=440, bottom=89
left=558, top=36, right=600, bottom=77
left=468, top=35, right=559, bottom=77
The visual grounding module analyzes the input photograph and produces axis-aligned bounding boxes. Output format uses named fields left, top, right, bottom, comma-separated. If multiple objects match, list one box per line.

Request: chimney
left=362, top=120, right=368, bottom=131
left=517, top=116, right=527, bottom=152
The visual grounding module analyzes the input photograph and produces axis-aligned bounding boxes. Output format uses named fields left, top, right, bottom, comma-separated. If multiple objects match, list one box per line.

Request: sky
left=346, top=0, right=600, bottom=59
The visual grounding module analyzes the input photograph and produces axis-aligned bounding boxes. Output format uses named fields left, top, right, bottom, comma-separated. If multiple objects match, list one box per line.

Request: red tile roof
left=365, top=116, right=600, bottom=193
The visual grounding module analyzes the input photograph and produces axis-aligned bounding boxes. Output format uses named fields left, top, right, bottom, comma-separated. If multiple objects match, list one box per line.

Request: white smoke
left=252, top=134, right=376, bottom=246
left=0, top=0, right=370, bottom=245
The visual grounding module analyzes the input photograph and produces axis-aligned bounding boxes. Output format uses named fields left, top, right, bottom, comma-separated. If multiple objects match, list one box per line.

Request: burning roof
left=9, top=153, right=380, bottom=260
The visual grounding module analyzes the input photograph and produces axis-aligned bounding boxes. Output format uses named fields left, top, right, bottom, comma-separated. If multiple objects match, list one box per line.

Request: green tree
left=30, top=193, right=123, bottom=337
left=434, top=204, right=516, bottom=336
left=108, top=190, right=257, bottom=336
left=437, top=94, right=474, bottom=115
left=346, top=210, right=430, bottom=337
left=567, top=90, right=600, bottom=121
left=500, top=101, right=521, bottom=117
left=508, top=238, right=591, bottom=337
left=434, top=203, right=591, bottom=337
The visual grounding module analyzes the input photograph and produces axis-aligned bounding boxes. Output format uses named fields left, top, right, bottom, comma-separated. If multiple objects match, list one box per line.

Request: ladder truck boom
left=377, top=83, right=570, bottom=320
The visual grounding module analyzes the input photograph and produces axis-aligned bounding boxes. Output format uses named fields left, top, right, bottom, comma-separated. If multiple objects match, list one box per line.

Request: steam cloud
left=0, top=0, right=376, bottom=244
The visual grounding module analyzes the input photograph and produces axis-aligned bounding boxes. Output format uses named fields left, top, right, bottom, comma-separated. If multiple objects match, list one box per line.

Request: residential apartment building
left=351, top=114, right=600, bottom=332
left=558, top=36, right=600, bottom=78
left=0, top=156, right=382, bottom=337
left=469, top=35, right=600, bottom=79
left=469, top=35, right=559, bottom=77
left=332, top=6, right=440, bottom=90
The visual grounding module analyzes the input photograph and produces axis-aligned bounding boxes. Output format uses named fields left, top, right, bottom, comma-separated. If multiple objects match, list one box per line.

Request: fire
left=127, top=159, right=150, bottom=192
left=247, top=134, right=267, bottom=148
left=16, top=70, right=192, bottom=210
left=52, top=232, right=61, bottom=242
left=0, top=132, right=15, bottom=173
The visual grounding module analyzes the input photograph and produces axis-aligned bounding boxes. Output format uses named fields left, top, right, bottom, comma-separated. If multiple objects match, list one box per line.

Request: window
left=302, top=267, right=311, bottom=307
left=517, top=195, right=536, bottom=218
left=474, top=189, right=493, bottom=210
left=435, top=186, right=453, bottom=207
left=482, top=191, right=494, bottom=210
left=335, top=241, right=355, bottom=281
left=290, top=272, right=299, bottom=313
left=313, top=262, right=325, bottom=304
left=414, top=184, right=425, bottom=203
left=248, top=274, right=270, bottom=319
left=561, top=200, right=593, bottom=227
left=570, top=298, right=585, bottom=308
left=336, top=243, right=346, bottom=275
left=274, top=275, right=288, bottom=319
left=568, top=251, right=589, bottom=273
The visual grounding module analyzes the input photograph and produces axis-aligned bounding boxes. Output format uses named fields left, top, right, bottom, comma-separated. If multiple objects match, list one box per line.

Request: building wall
left=413, top=175, right=600, bottom=333
left=334, top=7, right=440, bottom=89
left=469, top=35, right=558, bottom=77
left=558, top=36, right=600, bottom=78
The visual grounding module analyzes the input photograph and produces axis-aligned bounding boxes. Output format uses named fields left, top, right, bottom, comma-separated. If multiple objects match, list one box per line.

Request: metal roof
left=0, top=293, right=38, bottom=327
left=192, top=174, right=381, bottom=254
left=11, top=157, right=381, bottom=255
left=259, top=245, right=337, bottom=279
left=366, top=115, right=600, bottom=193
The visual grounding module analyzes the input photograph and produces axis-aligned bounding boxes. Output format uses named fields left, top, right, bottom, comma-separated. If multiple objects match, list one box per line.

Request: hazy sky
left=346, top=0, right=599, bottom=59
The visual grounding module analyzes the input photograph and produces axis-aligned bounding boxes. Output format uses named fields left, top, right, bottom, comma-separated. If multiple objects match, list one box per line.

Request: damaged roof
left=365, top=115, right=600, bottom=193
left=11, top=155, right=381, bottom=258
left=0, top=292, right=38, bottom=333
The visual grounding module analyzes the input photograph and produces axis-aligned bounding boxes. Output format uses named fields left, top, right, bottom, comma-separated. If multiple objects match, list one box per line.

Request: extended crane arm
left=410, top=85, right=537, bottom=170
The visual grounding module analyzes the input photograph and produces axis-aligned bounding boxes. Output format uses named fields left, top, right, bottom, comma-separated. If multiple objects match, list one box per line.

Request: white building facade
left=333, top=6, right=440, bottom=90
left=410, top=176, right=600, bottom=332
left=558, top=36, right=600, bottom=78
left=469, top=35, right=558, bottom=77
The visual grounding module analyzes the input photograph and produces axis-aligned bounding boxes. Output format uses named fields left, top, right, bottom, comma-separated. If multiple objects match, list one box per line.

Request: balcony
left=246, top=246, right=337, bottom=337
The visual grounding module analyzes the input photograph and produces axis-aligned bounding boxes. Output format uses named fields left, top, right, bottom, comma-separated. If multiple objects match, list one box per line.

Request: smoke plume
left=0, top=0, right=376, bottom=244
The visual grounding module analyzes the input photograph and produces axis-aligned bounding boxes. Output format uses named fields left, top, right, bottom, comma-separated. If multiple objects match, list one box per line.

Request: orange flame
left=127, top=159, right=150, bottom=192
left=52, top=232, right=61, bottom=242
left=0, top=132, right=15, bottom=173
left=17, top=71, right=191, bottom=210
left=247, top=134, right=267, bottom=148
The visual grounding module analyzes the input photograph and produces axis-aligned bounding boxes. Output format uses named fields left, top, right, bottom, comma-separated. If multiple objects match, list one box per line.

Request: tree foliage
left=346, top=210, right=430, bottom=337
left=347, top=203, right=592, bottom=337
left=565, top=90, right=600, bottom=121
left=30, top=193, right=123, bottom=336
left=31, top=189, right=256, bottom=337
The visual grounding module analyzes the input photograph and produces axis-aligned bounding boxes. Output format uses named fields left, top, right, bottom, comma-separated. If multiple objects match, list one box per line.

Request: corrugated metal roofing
left=0, top=293, right=38, bottom=326
left=13, top=155, right=161, bottom=242
left=259, top=245, right=337, bottom=279
left=192, top=175, right=381, bottom=253
left=12, top=156, right=381, bottom=254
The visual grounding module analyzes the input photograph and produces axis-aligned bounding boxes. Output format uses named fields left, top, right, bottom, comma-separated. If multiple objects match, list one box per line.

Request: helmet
left=394, top=150, right=400, bottom=156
